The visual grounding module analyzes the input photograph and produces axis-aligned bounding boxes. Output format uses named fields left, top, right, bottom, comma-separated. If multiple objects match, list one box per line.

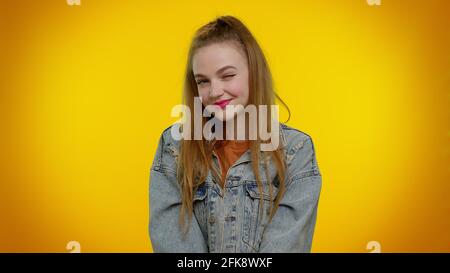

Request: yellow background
left=1, top=0, right=449, bottom=252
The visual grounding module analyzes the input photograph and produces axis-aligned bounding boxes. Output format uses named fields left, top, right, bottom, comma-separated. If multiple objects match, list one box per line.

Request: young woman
left=149, top=16, right=322, bottom=253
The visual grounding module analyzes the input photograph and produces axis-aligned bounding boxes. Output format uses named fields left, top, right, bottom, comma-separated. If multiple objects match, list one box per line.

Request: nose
left=209, top=80, right=224, bottom=98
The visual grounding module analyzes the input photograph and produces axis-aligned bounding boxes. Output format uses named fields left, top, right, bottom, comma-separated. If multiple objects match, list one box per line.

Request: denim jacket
left=149, top=123, right=322, bottom=253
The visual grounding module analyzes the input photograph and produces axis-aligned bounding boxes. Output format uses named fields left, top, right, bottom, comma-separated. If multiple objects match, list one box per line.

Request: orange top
left=213, top=140, right=250, bottom=187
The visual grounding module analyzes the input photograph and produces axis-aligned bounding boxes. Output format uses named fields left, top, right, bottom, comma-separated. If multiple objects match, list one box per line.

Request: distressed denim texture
left=149, top=123, right=322, bottom=253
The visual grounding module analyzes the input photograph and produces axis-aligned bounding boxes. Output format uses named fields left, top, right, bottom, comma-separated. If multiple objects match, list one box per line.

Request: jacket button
left=209, top=216, right=216, bottom=225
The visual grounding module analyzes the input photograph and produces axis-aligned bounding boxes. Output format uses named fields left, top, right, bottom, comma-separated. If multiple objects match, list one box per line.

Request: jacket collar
left=213, top=123, right=287, bottom=167
left=169, top=123, right=287, bottom=165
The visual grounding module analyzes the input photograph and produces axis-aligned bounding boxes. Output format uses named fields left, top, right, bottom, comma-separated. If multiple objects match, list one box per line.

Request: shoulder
left=157, top=123, right=182, bottom=154
left=280, top=123, right=315, bottom=154
left=160, top=123, right=181, bottom=143
left=279, top=123, right=320, bottom=180
left=151, top=124, right=182, bottom=175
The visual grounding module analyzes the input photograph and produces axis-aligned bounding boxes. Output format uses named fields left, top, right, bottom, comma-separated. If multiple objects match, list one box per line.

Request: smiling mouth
left=214, top=99, right=233, bottom=109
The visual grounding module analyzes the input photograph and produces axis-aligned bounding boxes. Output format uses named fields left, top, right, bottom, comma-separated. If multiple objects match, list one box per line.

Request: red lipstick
left=214, top=99, right=233, bottom=109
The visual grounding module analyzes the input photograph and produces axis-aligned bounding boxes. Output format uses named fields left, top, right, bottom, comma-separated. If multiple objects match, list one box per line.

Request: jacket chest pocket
left=242, top=180, right=278, bottom=252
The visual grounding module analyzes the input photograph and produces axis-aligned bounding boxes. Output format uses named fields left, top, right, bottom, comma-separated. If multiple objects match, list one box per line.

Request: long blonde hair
left=177, top=15, right=291, bottom=232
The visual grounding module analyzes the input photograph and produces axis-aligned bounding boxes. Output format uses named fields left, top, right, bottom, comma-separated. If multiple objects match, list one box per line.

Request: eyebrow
left=194, top=65, right=237, bottom=78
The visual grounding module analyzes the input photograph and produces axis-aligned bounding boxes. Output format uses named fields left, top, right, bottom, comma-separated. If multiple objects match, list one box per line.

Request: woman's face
left=192, top=41, right=249, bottom=122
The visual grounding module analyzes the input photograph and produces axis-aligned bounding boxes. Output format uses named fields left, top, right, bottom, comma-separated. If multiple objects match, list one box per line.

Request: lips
left=214, top=98, right=233, bottom=109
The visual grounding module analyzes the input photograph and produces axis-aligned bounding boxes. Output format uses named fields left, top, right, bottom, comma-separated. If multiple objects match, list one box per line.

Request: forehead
left=192, top=42, right=247, bottom=75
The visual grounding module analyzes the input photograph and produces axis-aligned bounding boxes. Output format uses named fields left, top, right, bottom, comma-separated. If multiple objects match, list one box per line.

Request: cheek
left=227, top=77, right=249, bottom=100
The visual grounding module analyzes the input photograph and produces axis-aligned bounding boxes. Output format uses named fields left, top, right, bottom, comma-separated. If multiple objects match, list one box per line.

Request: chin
left=212, top=112, right=228, bottom=122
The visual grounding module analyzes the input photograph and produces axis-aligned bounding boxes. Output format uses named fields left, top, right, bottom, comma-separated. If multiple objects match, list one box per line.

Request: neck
left=220, top=113, right=249, bottom=141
